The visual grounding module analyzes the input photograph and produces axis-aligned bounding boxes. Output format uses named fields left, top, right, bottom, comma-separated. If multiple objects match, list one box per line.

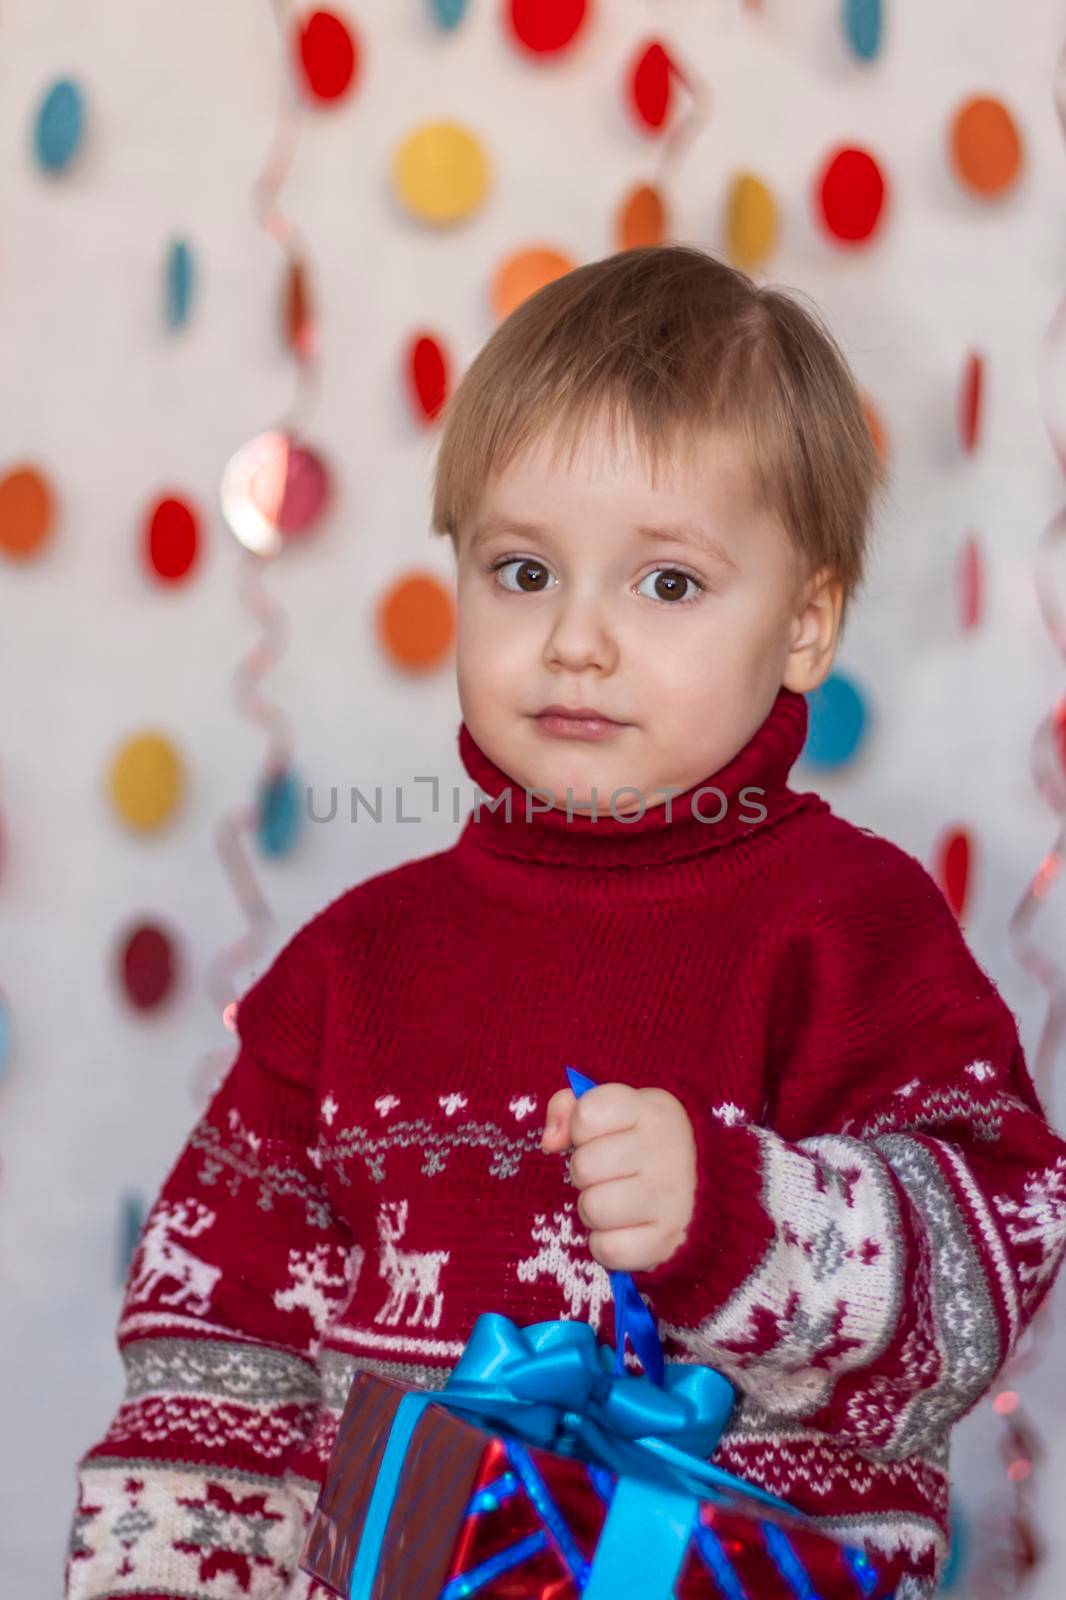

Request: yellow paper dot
left=109, top=732, right=184, bottom=832
left=725, top=174, right=777, bottom=269
left=491, top=247, right=576, bottom=321
left=392, top=121, right=490, bottom=225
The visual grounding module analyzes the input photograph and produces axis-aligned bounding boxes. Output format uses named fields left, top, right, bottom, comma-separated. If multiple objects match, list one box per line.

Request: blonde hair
left=431, top=244, right=890, bottom=638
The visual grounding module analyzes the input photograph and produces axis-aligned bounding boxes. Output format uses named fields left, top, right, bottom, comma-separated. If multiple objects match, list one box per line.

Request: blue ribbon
left=565, top=1065, right=667, bottom=1389
left=348, top=1064, right=795, bottom=1600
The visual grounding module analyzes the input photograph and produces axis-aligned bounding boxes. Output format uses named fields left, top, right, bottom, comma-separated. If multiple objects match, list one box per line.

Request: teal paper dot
left=430, top=0, right=469, bottom=28
left=939, top=1502, right=968, bottom=1591
left=803, top=672, right=868, bottom=770
left=165, top=238, right=196, bottom=329
left=34, top=78, right=86, bottom=173
left=117, top=1192, right=147, bottom=1285
left=258, top=767, right=302, bottom=857
left=842, top=0, right=882, bottom=61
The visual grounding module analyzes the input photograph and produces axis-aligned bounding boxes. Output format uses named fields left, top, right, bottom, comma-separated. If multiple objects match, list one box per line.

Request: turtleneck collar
left=452, top=686, right=819, bottom=878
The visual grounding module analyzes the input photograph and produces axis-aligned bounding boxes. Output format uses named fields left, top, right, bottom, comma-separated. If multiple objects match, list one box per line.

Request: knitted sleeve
left=64, top=919, right=359, bottom=1600
left=632, top=855, right=1066, bottom=1462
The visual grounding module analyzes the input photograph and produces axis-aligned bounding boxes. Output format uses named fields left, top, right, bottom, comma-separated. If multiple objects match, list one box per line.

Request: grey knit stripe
left=872, top=1133, right=1001, bottom=1454
left=318, top=1346, right=447, bottom=1412
left=120, top=1337, right=320, bottom=1406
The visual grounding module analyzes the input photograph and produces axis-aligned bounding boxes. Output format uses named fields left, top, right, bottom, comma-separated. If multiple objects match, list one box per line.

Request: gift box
left=300, top=1069, right=903, bottom=1599
left=300, top=1321, right=900, bottom=1600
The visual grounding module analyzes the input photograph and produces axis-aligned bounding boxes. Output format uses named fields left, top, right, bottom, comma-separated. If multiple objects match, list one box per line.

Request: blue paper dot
left=842, top=0, right=882, bottom=61
left=34, top=78, right=86, bottom=173
left=257, top=767, right=302, bottom=857
left=429, top=0, right=469, bottom=29
left=803, top=672, right=868, bottom=770
left=165, top=238, right=196, bottom=329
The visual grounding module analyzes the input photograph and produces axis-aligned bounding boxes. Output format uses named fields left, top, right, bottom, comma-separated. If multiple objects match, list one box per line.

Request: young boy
left=66, top=244, right=1066, bottom=1600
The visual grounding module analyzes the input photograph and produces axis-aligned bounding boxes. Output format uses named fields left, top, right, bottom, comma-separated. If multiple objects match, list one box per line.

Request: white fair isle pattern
left=712, top=1101, right=748, bottom=1127
left=273, top=1244, right=366, bottom=1351
left=67, top=1462, right=312, bottom=1599
left=508, top=1094, right=538, bottom=1121
left=373, top=1094, right=400, bottom=1117
left=374, top=1199, right=450, bottom=1327
left=663, top=1129, right=902, bottom=1416
left=516, top=1203, right=612, bottom=1331
left=992, top=1154, right=1066, bottom=1311
left=126, top=1200, right=221, bottom=1319
left=102, top=1395, right=315, bottom=1459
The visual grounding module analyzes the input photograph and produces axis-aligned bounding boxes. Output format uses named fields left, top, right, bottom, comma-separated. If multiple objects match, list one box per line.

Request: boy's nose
left=542, top=596, right=619, bottom=674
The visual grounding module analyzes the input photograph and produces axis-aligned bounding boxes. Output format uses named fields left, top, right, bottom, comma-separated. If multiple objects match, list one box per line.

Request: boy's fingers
left=541, top=1088, right=577, bottom=1152
left=570, top=1082, right=641, bottom=1145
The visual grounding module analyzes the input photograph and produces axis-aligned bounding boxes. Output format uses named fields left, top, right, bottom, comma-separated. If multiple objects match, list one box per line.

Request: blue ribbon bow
left=347, top=1065, right=794, bottom=1600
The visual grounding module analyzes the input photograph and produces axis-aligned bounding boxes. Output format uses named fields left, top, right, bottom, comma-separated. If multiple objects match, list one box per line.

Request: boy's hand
left=541, top=1082, right=697, bottom=1274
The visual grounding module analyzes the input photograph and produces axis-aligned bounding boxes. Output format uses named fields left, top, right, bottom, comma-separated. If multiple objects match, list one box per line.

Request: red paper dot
left=628, top=41, right=674, bottom=131
left=957, top=533, right=982, bottom=631
left=120, top=923, right=177, bottom=1010
left=408, top=333, right=450, bottom=424
left=145, top=494, right=199, bottom=582
left=297, top=10, right=359, bottom=102
left=817, top=146, right=886, bottom=243
left=934, top=827, right=972, bottom=922
left=958, top=351, right=983, bottom=453
left=508, top=0, right=587, bottom=54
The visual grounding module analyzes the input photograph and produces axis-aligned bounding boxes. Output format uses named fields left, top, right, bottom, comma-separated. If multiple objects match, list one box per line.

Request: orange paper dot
left=0, top=464, right=57, bottom=560
left=860, top=393, right=889, bottom=464
left=492, top=247, right=576, bottom=320
left=617, top=183, right=666, bottom=250
left=377, top=572, right=455, bottom=671
left=950, top=95, right=1023, bottom=196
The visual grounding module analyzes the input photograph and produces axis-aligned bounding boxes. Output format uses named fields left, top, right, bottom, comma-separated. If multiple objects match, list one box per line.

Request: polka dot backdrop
left=3, top=4, right=1065, bottom=1595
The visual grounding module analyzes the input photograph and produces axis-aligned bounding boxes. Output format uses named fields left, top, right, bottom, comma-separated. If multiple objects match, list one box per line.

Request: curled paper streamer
left=978, top=40, right=1066, bottom=1598
left=196, top=0, right=321, bottom=1104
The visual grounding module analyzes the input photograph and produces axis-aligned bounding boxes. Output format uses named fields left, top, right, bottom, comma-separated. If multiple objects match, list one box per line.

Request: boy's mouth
left=533, top=706, right=629, bottom=740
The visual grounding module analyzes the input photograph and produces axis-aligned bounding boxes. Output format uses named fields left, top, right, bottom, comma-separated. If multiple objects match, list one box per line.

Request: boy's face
left=453, top=413, right=840, bottom=815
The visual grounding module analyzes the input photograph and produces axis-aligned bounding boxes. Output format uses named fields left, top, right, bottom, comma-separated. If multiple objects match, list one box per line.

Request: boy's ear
left=783, top=566, right=843, bottom=695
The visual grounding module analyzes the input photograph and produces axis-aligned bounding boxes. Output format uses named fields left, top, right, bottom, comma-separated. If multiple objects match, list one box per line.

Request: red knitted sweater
left=66, top=686, right=1066, bottom=1600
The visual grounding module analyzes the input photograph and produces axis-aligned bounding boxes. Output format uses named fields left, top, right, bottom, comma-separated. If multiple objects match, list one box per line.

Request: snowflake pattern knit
left=65, top=687, right=1066, bottom=1600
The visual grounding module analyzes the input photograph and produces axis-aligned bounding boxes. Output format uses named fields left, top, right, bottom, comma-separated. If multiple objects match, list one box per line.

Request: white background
left=2, top=1, right=1065, bottom=1594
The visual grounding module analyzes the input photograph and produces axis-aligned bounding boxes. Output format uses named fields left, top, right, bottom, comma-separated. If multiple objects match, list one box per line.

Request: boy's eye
left=492, top=558, right=555, bottom=593
left=489, top=558, right=704, bottom=605
left=636, top=568, right=704, bottom=605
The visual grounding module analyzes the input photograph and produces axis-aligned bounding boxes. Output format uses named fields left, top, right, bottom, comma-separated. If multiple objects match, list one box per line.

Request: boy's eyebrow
left=470, top=514, right=740, bottom=571
left=636, top=522, right=740, bottom=572
left=469, top=515, right=549, bottom=548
